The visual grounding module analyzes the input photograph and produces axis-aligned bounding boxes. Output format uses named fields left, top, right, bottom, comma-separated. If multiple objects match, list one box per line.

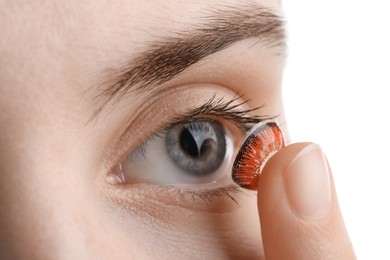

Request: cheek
left=100, top=193, right=264, bottom=258
left=0, top=130, right=131, bottom=258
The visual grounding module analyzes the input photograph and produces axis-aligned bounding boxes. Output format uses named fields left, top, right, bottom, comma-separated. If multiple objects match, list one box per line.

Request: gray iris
left=165, top=121, right=226, bottom=175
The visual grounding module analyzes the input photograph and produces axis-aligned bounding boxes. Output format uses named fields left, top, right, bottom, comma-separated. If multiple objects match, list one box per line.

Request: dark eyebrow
left=92, top=4, right=285, bottom=118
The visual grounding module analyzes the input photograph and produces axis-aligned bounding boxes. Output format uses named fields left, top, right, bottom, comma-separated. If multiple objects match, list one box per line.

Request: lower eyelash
left=175, top=185, right=244, bottom=205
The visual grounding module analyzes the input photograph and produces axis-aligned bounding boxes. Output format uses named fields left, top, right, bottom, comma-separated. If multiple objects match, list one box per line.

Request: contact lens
left=232, top=121, right=285, bottom=190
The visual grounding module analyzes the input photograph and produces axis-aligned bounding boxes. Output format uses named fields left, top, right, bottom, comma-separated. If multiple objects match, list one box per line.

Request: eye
left=104, top=94, right=273, bottom=193
left=113, top=119, right=235, bottom=187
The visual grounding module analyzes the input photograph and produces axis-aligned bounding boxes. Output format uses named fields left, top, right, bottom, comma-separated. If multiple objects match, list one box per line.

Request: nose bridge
left=0, top=171, right=111, bottom=259
left=1, top=164, right=67, bottom=259
left=0, top=130, right=96, bottom=259
left=0, top=192, right=71, bottom=259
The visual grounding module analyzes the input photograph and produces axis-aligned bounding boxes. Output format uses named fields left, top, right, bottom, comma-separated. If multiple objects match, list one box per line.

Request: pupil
left=180, top=128, right=200, bottom=157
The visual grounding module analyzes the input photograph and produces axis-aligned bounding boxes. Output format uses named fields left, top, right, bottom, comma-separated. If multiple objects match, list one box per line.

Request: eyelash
left=132, top=93, right=274, bottom=160
left=118, top=93, right=274, bottom=204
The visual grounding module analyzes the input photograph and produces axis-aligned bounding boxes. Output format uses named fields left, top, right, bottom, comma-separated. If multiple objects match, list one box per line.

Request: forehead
left=0, top=0, right=281, bottom=100
left=1, top=0, right=281, bottom=52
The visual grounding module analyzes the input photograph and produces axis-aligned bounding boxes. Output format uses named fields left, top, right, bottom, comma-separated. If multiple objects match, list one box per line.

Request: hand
left=257, top=143, right=356, bottom=259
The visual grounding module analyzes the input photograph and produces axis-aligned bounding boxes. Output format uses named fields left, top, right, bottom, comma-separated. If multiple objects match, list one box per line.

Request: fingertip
left=257, top=142, right=355, bottom=259
left=257, top=142, right=315, bottom=198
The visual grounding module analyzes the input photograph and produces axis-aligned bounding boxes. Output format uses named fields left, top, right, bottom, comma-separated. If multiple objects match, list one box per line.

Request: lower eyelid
left=103, top=183, right=251, bottom=214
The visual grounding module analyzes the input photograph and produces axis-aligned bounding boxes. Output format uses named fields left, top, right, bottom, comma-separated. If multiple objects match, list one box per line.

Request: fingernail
left=284, top=144, right=332, bottom=219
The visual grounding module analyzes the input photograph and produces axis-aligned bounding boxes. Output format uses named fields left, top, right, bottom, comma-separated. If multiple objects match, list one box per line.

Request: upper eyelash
left=171, top=92, right=274, bottom=132
left=130, top=92, right=274, bottom=160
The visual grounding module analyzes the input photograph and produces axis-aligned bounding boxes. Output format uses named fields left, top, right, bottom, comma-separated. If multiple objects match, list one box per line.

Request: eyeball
left=114, top=119, right=235, bottom=187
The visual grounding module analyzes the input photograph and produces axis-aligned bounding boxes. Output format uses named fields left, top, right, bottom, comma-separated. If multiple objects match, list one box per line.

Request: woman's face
left=0, top=0, right=287, bottom=258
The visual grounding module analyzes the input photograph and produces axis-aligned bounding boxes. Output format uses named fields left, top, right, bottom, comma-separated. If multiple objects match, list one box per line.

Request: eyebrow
left=92, top=4, right=285, bottom=118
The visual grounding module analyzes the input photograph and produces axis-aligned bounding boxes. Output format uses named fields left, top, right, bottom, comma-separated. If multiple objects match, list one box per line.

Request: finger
left=257, top=142, right=355, bottom=259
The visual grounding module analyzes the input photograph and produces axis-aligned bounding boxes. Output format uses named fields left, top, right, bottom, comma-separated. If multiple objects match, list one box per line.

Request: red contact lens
left=232, top=121, right=285, bottom=190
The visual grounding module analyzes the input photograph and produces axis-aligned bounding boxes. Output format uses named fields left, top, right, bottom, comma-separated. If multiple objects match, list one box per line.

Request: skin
left=0, top=0, right=355, bottom=259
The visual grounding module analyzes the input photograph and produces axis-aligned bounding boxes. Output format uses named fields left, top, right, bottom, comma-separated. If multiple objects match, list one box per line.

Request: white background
left=283, top=1, right=390, bottom=259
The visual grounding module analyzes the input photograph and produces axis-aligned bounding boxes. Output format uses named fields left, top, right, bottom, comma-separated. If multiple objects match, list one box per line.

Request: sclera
left=231, top=121, right=285, bottom=190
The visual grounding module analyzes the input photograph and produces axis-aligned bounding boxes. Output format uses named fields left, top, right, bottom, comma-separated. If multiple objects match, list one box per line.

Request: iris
left=165, top=121, right=226, bottom=175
